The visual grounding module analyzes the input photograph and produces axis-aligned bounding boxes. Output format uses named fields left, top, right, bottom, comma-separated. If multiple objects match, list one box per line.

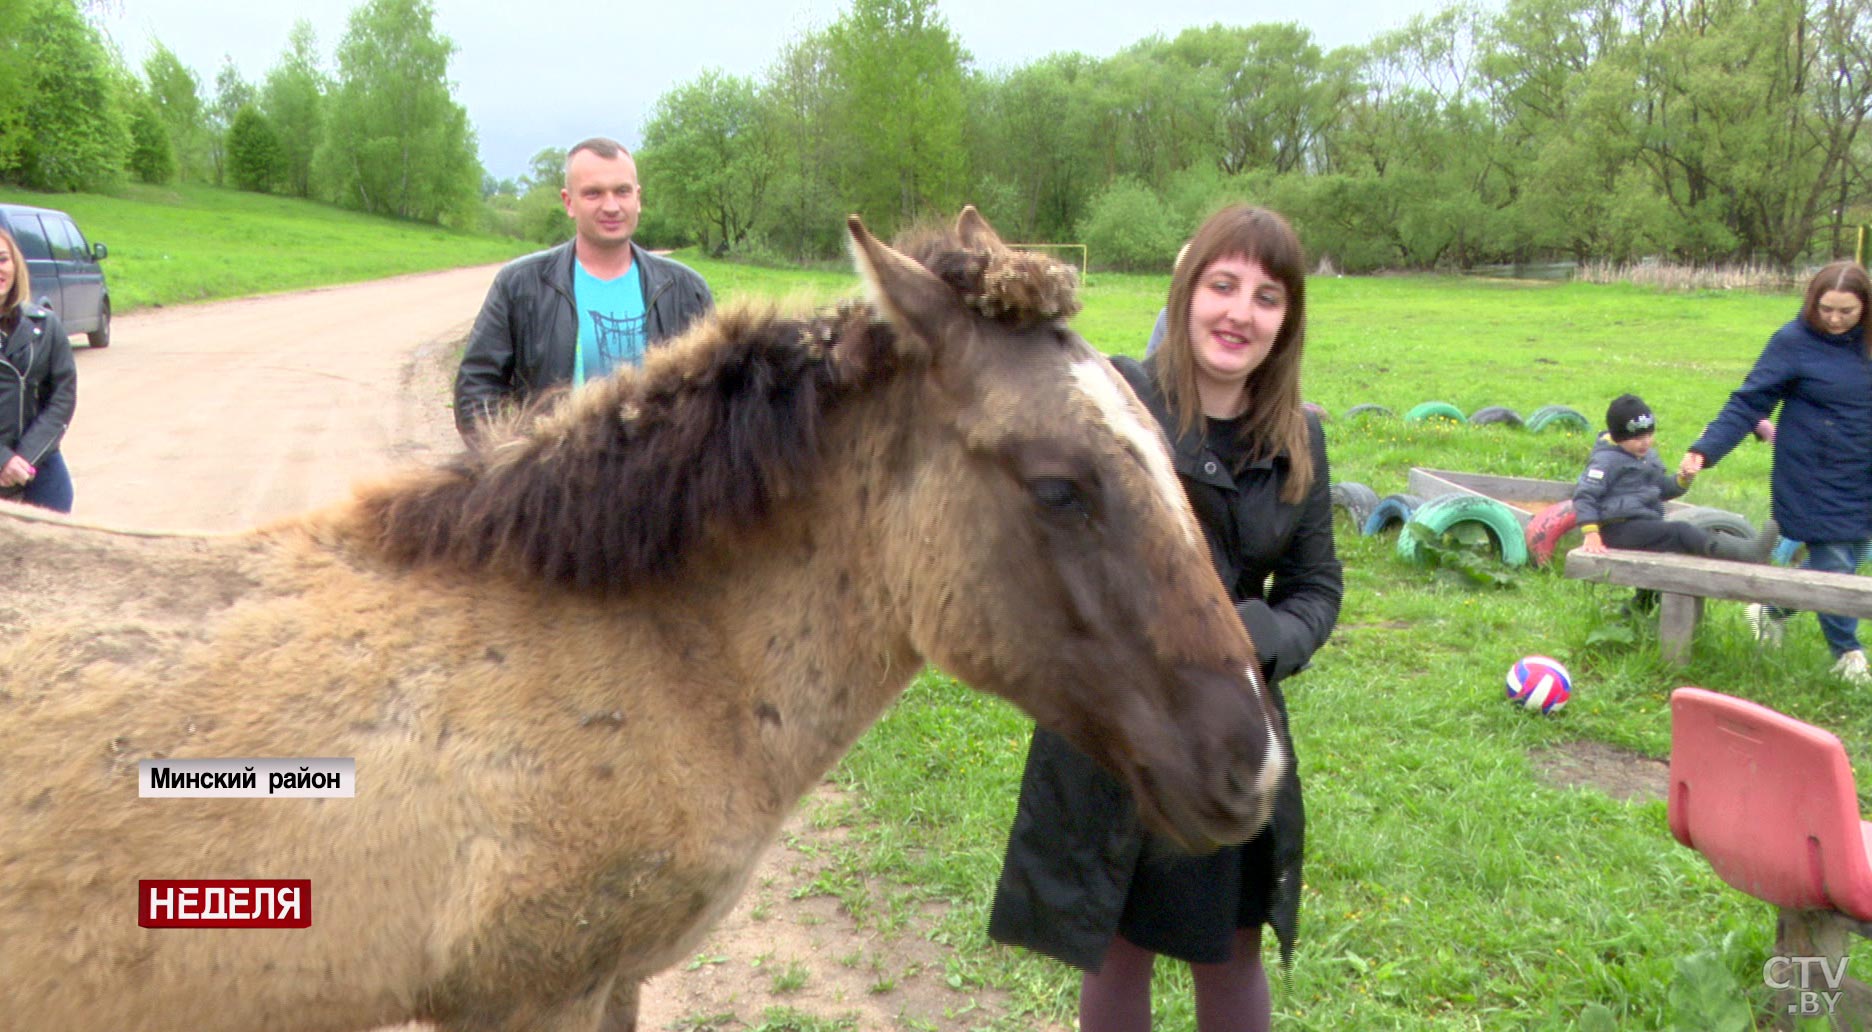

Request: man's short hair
left=564, top=137, right=632, bottom=184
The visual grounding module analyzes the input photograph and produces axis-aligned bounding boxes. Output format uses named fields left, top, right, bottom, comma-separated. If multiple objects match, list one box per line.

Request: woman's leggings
left=1079, top=928, right=1271, bottom=1032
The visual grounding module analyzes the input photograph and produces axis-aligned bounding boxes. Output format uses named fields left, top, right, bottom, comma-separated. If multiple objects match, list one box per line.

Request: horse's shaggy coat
left=0, top=209, right=1279, bottom=1032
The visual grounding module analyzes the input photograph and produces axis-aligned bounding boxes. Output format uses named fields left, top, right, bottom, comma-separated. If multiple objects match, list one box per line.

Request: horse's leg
left=598, top=978, right=639, bottom=1032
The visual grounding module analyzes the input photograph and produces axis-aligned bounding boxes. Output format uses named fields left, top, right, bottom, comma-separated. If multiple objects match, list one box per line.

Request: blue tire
left=1363, top=493, right=1425, bottom=536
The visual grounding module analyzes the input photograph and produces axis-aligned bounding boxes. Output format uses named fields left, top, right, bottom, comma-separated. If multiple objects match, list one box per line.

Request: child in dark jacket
left=1576, top=394, right=1774, bottom=562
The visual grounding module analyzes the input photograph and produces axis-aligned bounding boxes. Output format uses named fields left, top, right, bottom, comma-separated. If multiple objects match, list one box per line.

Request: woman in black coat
left=989, top=205, right=1342, bottom=1031
left=0, top=228, right=77, bottom=513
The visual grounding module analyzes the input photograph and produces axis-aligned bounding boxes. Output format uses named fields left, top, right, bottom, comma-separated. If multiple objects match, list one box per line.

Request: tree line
left=4, top=0, right=1865, bottom=272
left=633, top=0, right=1871, bottom=272
left=0, top=0, right=480, bottom=227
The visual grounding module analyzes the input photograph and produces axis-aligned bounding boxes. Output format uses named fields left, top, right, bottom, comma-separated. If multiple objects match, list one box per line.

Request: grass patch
left=0, top=182, right=530, bottom=312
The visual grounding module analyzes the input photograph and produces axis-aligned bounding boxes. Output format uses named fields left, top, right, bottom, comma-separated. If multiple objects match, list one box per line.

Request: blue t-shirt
left=573, top=259, right=648, bottom=384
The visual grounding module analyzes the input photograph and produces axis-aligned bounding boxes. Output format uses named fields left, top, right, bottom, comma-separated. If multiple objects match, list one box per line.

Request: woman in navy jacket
left=1680, top=261, right=1872, bottom=681
left=989, top=206, right=1342, bottom=1032
left=0, top=229, right=77, bottom=513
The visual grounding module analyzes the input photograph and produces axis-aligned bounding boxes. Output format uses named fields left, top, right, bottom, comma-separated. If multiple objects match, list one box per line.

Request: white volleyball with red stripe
left=1506, top=655, right=1572, bottom=714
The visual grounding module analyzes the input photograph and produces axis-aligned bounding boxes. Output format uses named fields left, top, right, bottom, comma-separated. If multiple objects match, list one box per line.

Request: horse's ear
left=848, top=214, right=962, bottom=357
left=955, top=205, right=1004, bottom=252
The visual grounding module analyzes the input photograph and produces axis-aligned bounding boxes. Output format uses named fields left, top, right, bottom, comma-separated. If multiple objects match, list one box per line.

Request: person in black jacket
left=989, top=206, right=1342, bottom=1032
left=454, top=137, right=713, bottom=442
left=1575, top=393, right=1772, bottom=562
left=1679, top=261, right=1872, bottom=682
left=0, top=228, right=76, bottom=513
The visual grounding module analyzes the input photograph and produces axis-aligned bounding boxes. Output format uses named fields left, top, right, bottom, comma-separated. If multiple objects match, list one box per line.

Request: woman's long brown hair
left=0, top=229, right=30, bottom=324
left=1801, top=260, right=1871, bottom=353
left=1155, top=205, right=1312, bottom=503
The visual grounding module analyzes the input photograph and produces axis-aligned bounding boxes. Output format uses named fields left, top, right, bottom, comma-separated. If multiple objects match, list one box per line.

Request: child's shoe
left=1833, top=649, right=1871, bottom=686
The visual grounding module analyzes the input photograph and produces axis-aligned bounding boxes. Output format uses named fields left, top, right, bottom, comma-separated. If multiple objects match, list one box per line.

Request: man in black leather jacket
left=454, top=137, right=712, bottom=442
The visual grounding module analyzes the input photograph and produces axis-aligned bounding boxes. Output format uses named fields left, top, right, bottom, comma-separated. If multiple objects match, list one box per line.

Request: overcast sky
left=97, top=0, right=1463, bottom=183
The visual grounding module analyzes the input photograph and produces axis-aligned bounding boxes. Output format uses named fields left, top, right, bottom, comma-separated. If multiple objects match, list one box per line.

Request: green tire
left=1396, top=494, right=1532, bottom=567
left=1526, top=405, right=1590, bottom=434
left=1405, top=401, right=1467, bottom=424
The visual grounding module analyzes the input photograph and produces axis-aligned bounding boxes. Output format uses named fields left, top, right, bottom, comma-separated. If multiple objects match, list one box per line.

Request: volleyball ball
left=1506, top=656, right=1572, bottom=714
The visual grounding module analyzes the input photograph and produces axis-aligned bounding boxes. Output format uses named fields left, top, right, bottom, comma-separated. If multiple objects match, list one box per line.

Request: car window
left=8, top=214, right=53, bottom=261
left=46, top=216, right=84, bottom=262
left=56, top=216, right=91, bottom=259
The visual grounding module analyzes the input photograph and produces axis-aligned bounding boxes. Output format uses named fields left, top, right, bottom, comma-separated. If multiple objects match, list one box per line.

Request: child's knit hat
left=1607, top=394, right=1657, bottom=441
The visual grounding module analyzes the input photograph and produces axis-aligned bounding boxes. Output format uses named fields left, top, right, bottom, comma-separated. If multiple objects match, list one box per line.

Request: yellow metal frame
left=1009, top=242, right=1089, bottom=276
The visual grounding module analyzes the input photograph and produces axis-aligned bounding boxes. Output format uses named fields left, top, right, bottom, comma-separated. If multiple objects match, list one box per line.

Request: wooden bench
left=1562, top=549, right=1872, bottom=665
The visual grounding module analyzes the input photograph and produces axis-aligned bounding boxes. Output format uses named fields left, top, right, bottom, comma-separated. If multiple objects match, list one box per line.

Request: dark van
left=0, top=203, right=111, bottom=348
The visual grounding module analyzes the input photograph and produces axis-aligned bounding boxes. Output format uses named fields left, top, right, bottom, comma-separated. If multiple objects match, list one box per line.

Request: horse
left=0, top=208, right=1282, bottom=1032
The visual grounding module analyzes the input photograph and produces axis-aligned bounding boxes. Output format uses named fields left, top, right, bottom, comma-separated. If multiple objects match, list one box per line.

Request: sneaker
left=1833, top=649, right=1872, bottom=685
left=1747, top=603, right=1786, bottom=647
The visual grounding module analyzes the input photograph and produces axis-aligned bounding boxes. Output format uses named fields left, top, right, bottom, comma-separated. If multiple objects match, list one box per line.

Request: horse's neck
left=691, top=409, right=925, bottom=798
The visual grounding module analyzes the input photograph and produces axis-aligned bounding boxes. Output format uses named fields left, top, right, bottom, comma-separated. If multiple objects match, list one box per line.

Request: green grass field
left=3, top=179, right=1843, bottom=1026
left=688, top=267, right=1855, bottom=1030
left=0, top=183, right=530, bottom=311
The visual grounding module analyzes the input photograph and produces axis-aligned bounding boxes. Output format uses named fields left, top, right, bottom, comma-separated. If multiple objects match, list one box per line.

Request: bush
left=226, top=107, right=285, bottom=193
left=1077, top=177, right=1181, bottom=273
left=127, top=99, right=175, bottom=185
left=515, top=185, right=571, bottom=246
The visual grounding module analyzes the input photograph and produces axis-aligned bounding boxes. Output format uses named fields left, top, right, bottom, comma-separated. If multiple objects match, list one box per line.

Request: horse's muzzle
left=1130, top=664, right=1284, bottom=853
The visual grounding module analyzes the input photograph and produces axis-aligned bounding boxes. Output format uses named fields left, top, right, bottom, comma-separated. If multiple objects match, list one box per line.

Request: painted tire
left=1302, top=401, right=1332, bottom=423
left=1397, top=494, right=1531, bottom=567
left=1467, top=405, right=1525, bottom=428
left=1343, top=404, right=1394, bottom=421
left=1405, top=401, right=1466, bottom=425
left=1362, top=493, right=1425, bottom=536
left=1330, top=481, right=1380, bottom=531
left=1526, top=405, right=1590, bottom=434
left=1524, top=499, right=1578, bottom=568
left=1665, top=505, right=1758, bottom=541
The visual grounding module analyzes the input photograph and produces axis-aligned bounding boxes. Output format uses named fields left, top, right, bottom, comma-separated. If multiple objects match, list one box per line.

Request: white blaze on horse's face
left=1067, top=351, right=1198, bottom=550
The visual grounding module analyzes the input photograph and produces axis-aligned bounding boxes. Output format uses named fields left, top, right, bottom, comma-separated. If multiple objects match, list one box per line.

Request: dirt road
left=60, top=265, right=496, bottom=533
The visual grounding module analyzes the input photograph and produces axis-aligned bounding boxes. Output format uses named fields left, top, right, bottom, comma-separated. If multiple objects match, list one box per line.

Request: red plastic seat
left=1668, top=687, right=1872, bottom=921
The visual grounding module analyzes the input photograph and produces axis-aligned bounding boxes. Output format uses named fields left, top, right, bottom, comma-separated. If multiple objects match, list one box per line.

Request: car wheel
left=88, top=298, right=110, bottom=348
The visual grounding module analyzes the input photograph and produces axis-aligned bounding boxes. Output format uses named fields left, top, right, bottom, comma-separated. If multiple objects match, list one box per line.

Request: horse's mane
left=895, top=224, right=1082, bottom=327
left=356, top=226, right=1080, bottom=590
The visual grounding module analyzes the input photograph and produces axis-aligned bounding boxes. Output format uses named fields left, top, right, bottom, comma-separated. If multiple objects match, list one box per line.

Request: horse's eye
left=1030, top=477, right=1083, bottom=511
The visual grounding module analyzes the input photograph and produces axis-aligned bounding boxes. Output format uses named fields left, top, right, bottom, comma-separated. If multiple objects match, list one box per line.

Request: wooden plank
left=1405, top=468, right=1468, bottom=504
left=1409, top=468, right=1573, bottom=511
left=1564, top=549, right=1872, bottom=618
